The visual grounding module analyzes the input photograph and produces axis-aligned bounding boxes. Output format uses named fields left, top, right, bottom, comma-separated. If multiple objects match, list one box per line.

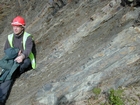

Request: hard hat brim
left=11, top=22, right=25, bottom=26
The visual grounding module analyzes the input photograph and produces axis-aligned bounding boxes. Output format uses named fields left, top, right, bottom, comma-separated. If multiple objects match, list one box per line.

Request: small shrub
left=108, top=88, right=124, bottom=105
left=92, top=87, right=101, bottom=96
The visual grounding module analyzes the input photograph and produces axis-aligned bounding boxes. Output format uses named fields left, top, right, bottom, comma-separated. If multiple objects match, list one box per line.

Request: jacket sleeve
left=22, top=36, right=33, bottom=58
left=4, top=38, right=11, bottom=51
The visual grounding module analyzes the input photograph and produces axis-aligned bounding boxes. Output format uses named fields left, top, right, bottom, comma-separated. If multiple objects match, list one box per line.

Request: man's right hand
left=15, top=51, right=25, bottom=63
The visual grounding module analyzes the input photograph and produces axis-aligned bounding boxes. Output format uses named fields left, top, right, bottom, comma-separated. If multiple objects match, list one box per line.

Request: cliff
left=0, top=0, right=140, bottom=105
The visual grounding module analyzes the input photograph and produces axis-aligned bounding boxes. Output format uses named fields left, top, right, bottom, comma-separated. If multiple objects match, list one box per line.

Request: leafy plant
left=108, top=88, right=124, bottom=105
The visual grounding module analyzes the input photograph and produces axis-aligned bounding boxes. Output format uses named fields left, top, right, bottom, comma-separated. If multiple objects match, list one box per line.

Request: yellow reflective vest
left=7, top=32, right=36, bottom=69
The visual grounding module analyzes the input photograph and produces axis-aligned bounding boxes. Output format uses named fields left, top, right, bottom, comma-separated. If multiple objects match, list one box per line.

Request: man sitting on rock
left=0, top=16, right=36, bottom=105
left=4, top=16, right=36, bottom=76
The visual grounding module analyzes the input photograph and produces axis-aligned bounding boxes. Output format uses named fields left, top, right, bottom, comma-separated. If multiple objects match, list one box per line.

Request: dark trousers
left=19, top=58, right=31, bottom=74
left=0, top=79, right=14, bottom=104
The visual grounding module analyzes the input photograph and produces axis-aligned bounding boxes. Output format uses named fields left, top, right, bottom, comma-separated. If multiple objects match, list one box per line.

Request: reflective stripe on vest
left=8, top=32, right=36, bottom=69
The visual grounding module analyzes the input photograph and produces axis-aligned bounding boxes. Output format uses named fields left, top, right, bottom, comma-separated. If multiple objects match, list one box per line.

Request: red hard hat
left=11, top=16, right=26, bottom=26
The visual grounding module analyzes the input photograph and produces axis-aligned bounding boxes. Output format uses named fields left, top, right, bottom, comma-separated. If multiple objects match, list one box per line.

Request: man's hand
left=14, top=53, right=25, bottom=63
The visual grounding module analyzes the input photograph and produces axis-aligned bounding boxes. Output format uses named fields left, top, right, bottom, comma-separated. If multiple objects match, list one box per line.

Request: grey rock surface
left=0, top=0, right=140, bottom=105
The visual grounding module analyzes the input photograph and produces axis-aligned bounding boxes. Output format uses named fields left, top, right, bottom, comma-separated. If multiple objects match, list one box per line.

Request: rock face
left=0, top=0, right=140, bottom=105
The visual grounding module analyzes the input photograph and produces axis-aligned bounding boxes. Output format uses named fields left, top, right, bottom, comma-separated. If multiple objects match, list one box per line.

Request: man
left=4, top=16, right=36, bottom=76
left=0, top=16, right=36, bottom=105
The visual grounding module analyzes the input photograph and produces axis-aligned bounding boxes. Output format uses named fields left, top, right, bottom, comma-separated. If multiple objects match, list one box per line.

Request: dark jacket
left=0, top=48, right=20, bottom=83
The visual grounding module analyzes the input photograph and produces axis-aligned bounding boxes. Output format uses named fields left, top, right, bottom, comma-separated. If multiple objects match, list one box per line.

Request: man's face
left=12, top=25, right=24, bottom=35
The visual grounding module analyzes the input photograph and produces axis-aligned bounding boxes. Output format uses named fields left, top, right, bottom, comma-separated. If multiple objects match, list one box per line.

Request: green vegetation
left=87, top=86, right=140, bottom=105
left=108, top=88, right=124, bottom=105
left=92, top=87, right=101, bottom=97
left=87, top=87, right=125, bottom=105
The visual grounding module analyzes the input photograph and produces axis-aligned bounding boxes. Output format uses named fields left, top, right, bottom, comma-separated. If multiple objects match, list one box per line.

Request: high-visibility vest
left=8, top=32, right=36, bottom=69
